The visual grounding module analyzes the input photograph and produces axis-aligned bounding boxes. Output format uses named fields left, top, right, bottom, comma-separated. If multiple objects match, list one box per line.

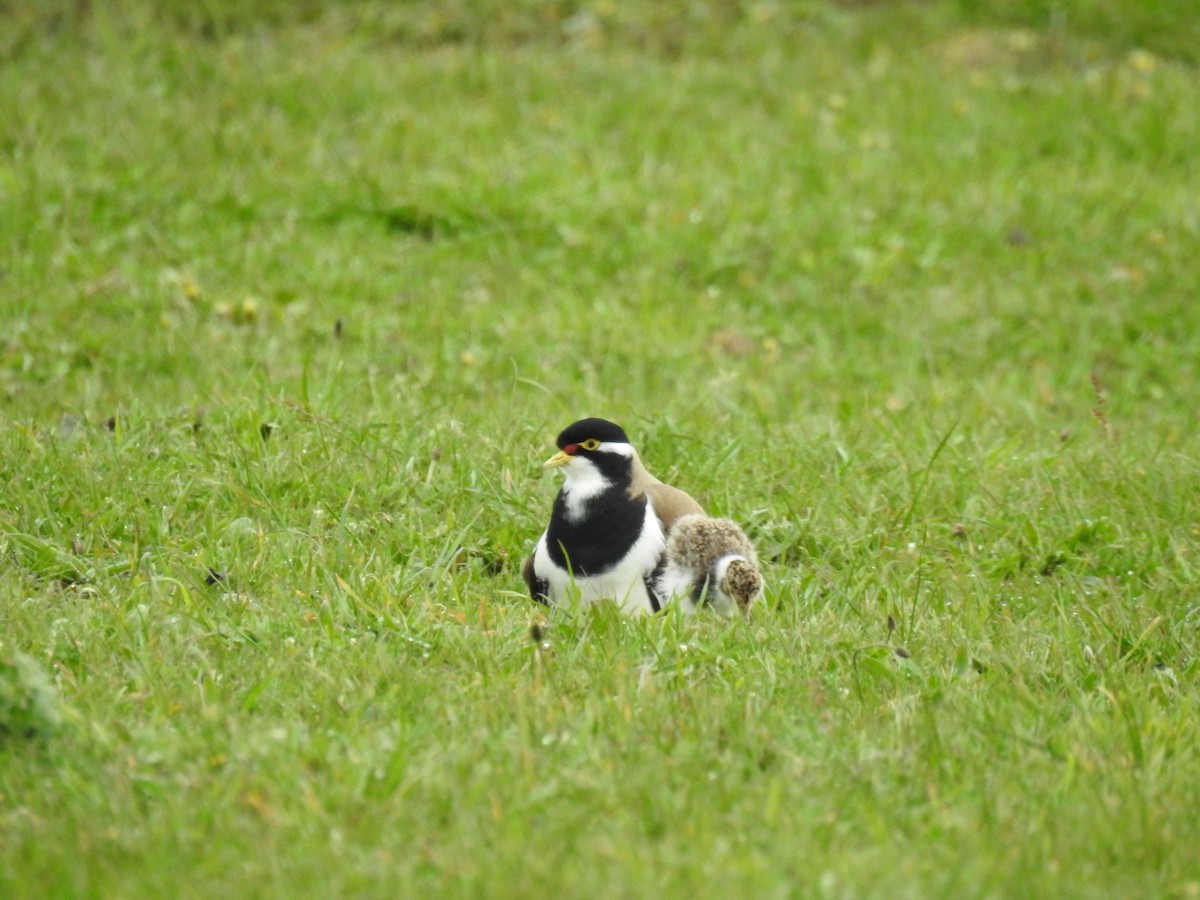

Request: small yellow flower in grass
left=1108, top=265, right=1144, bottom=286
left=239, top=789, right=276, bottom=820
left=858, top=130, right=891, bottom=150
left=1127, top=49, right=1157, bottom=74
left=215, top=297, right=261, bottom=325
left=1005, top=29, right=1036, bottom=53
left=750, top=2, right=780, bottom=25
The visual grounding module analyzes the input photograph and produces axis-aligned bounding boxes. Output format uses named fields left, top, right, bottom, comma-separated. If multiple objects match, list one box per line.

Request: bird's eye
left=581, top=438, right=601, bottom=451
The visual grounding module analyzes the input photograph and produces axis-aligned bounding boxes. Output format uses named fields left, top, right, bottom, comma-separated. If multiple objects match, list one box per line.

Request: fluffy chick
left=656, top=514, right=764, bottom=618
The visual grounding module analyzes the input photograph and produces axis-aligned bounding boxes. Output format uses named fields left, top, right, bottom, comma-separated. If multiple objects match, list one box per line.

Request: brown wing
left=628, top=450, right=704, bottom=533
left=644, top=482, right=705, bottom=533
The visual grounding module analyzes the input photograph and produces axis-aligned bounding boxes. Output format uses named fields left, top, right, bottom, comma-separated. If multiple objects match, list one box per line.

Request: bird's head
left=721, top=558, right=764, bottom=620
left=542, top=418, right=635, bottom=484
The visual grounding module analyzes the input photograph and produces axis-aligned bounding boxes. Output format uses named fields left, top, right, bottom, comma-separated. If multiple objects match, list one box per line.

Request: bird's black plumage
left=556, top=418, right=629, bottom=448
left=544, top=486, right=647, bottom=575
left=523, top=556, right=551, bottom=606
left=545, top=420, right=643, bottom=575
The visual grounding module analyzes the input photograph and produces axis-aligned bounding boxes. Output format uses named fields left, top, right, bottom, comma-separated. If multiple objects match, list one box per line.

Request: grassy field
left=2, top=0, right=1199, bottom=896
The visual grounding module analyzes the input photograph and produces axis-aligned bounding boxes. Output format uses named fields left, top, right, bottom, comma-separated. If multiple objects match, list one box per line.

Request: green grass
left=2, top=0, right=1199, bottom=896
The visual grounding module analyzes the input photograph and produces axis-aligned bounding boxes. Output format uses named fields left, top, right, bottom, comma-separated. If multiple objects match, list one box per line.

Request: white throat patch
left=559, top=456, right=612, bottom=521
left=557, top=442, right=632, bottom=522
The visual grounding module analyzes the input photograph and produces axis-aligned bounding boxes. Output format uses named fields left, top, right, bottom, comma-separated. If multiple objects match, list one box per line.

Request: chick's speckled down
left=661, top=514, right=764, bottom=614
left=720, top=558, right=763, bottom=608
left=666, top=514, right=757, bottom=572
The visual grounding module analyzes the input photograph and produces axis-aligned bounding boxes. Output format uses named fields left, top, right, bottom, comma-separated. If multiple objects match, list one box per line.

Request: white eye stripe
left=596, top=441, right=633, bottom=456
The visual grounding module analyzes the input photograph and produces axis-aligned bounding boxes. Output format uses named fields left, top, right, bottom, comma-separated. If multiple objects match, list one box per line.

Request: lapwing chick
left=523, top=418, right=704, bottom=615
left=657, top=513, right=764, bottom=618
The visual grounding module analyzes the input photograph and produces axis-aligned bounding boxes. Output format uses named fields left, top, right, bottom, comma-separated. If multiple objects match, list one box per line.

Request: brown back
left=629, top=452, right=704, bottom=532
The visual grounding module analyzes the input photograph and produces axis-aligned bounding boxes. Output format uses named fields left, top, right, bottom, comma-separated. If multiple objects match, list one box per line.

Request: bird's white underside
left=656, top=552, right=750, bottom=618
left=533, top=500, right=666, bottom=616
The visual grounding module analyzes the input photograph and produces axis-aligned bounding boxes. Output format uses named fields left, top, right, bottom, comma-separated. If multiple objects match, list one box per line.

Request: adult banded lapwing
left=523, top=418, right=702, bottom=615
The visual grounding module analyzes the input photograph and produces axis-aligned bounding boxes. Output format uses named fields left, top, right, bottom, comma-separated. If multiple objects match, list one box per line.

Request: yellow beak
left=543, top=450, right=573, bottom=469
